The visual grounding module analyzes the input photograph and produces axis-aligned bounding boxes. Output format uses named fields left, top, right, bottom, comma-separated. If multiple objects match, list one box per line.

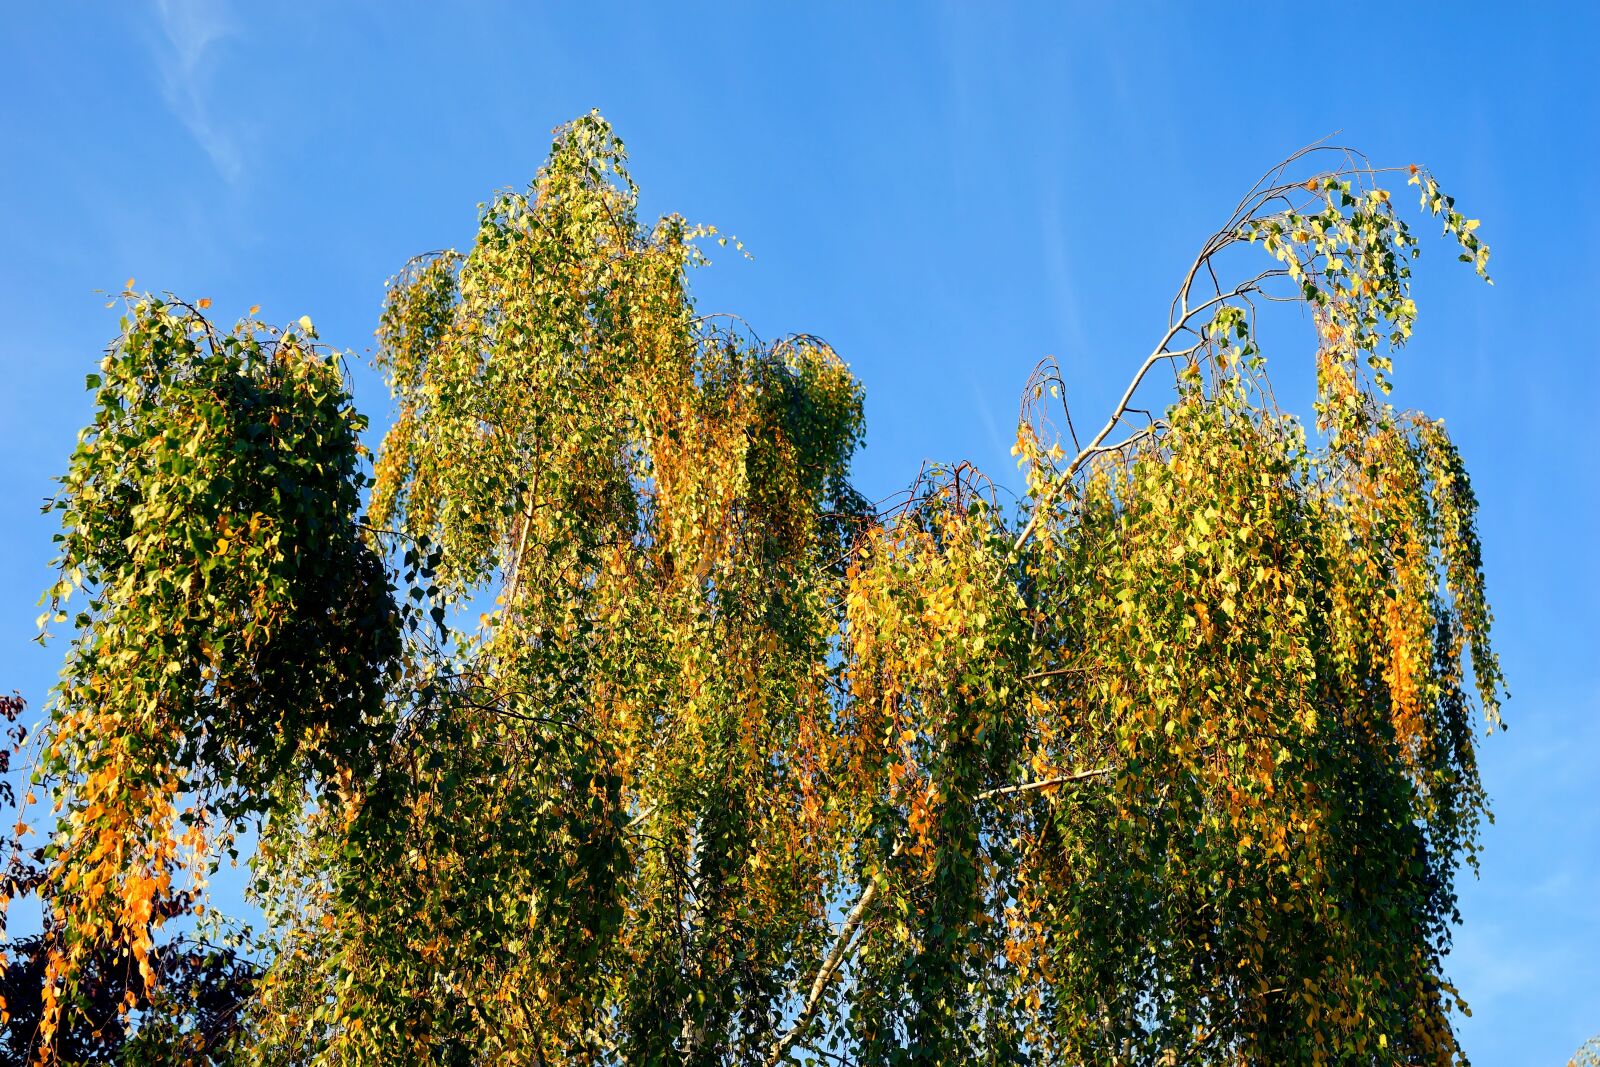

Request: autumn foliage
left=4, top=114, right=1501, bottom=1065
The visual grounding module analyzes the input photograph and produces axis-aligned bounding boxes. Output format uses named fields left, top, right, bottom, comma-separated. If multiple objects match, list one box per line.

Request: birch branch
left=765, top=766, right=1113, bottom=1064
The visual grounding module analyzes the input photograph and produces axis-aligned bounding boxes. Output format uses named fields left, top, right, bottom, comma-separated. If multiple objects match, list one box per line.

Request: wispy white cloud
left=1040, top=183, right=1090, bottom=363
left=1448, top=916, right=1586, bottom=1018
left=152, top=0, right=241, bottom=182
left=967, top=369, right=1008, bottom=466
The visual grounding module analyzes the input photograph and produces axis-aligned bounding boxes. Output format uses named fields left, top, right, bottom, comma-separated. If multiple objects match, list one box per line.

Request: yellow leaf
left=298, top=315, right=315, bottom=333
left=197, top=297, right=212, bottom=310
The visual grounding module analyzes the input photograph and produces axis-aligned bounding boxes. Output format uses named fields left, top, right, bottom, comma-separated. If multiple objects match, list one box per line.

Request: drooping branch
left=1008, top=146, right=1417, bottom=561
left=770, top=145, right=1448, bottom=1063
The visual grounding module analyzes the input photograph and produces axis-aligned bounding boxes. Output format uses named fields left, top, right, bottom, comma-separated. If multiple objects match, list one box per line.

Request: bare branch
left=977, top=766, right=1115, bottom=801
left=766, top=840, right=903, bottom=1067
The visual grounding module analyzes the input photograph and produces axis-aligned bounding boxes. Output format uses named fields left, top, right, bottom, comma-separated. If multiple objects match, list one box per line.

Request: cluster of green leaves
left=991, top=377, right=1496, bottom=1063
left=838, top=486, right=1036, bottom=1062
left=5, top=115, right=1503, bottom=1066
left=242, top=114, right=869, bottom=1065
left=14, top=302, right=397, bottom=1050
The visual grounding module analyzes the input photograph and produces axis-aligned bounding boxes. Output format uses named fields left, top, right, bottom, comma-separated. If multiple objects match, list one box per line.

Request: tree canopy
left=5, top=112, right=1501, bottom=1065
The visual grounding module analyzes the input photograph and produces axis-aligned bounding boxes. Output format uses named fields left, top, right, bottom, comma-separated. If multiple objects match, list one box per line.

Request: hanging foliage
left=10, top=302, right=399, bottom=1055
left=6, top=117, right=1501, bottom=1066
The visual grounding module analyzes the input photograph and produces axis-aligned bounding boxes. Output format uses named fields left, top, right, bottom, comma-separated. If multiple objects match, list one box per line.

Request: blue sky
left=2, top=3, right=1595, bottom=1061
